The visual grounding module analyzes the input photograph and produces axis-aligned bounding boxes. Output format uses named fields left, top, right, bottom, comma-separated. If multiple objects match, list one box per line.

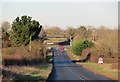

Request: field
left=44, top=38, right=67, bottom=43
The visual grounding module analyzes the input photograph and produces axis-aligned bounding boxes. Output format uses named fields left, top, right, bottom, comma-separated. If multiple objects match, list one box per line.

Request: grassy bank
left=2, top=63, right=52, bottom=81
left=77, top=62, right=118, bottom=80
left=2, top=44, right=53, bottom=81
left=66, top=48, right=119, bottom=80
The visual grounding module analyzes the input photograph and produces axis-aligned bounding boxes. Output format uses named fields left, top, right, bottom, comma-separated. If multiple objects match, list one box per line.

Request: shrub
left=95, top=27, right=118, bottom=57
left=110, top=63, right=118, bottom=69
left=2, top=27, right=11, bottom=48
left=20, top=41, right=47, bottom=61
left=2, top=47, right=16, bottom=55
left=71, top=40, right=93, bottom=56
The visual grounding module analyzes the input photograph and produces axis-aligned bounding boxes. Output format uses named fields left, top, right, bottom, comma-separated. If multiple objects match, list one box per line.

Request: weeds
left=2, top=47, right=16, bottom=55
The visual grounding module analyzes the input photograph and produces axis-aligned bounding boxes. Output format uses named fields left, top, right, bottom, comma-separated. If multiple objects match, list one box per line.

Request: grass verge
left=2, top=45, right=53, bottom=81
left=66, top=48, right=119, bottom=80
left=2, top=63, right=52, bottom=81
left=77, top=62, right=119, bottom=80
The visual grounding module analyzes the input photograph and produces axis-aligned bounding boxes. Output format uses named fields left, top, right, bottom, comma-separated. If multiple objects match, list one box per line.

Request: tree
left=1, top=21, right=11, bottom=47
left=65, top=27, right=76, bottom=40
left=2, top=27, right=10, bottom=47
left=39, top=27, right=47, bottom=38
left=45, top=26, right=63, bottom=35
left=9, top=15, right=42, bottom=46
left=95, top=27, right=118, bottom=57
left=77, top=26, right=91, bottom=39
left=71, top=40, right=93, bottom=56
left=2, top=21, right=11, bottom=32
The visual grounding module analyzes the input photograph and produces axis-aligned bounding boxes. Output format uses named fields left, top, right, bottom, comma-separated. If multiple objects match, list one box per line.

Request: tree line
left=1, top=15, right=118, bottom=60
left=2, top=15, right=49, bottom=64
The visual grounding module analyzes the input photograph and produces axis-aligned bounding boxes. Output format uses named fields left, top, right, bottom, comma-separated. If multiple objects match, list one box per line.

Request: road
left=47, top=47, right=115, bottom=82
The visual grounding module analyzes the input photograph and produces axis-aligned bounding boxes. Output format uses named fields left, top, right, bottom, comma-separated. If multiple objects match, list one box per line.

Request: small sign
left=98, top=57, right=103, bottom=64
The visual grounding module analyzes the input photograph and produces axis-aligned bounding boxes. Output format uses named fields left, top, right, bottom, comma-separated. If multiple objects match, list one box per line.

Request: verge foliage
left=9, top=15, right=42, bottom=46
left=71, top=40, right=93, bottom=56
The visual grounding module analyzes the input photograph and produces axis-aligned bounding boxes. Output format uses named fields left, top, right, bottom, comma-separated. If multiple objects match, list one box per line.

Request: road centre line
left=66, top=66, right=85, bottom=81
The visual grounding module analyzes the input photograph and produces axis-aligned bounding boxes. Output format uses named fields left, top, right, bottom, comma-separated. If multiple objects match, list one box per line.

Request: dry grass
left=77, top=62, right=119, bottom=80
left=2, top=49, right=53, bottom=81
left=2, top=41, right=53, bottom=81
left=66, top=46, right=119, bottom=80
left=2, top=63, right=52, bottom=81
left=2, top=41, right=48, bottom=62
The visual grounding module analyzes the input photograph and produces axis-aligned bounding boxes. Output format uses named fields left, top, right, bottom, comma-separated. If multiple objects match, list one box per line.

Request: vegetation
left=2, top=41, right=52, bottom=81
left=2, top=64, right=52, bottom=81
left=65, top=26, right=76, bottom=40
left=45, top=26, right=63, bottom=35
left=2, top=27, right=10, bottom=47
left=1, top=21, right=11, bottom=32
left=1, top=22, right=11, bottom=48
left=2, top=47, right=16, bottom=55
left=39, top=27, right=47, bottom=38
left=70, top=26, right=92, bottom=43
left=44, top=38, right=67, bottom=43
left=95, top=27, right=118, bottom=57
left=77, top=63, right=118, bottom=80
left=77, top=26, right=92, bottom=40
left=9, top=15, right=42, bottom=46
left=20, top=41, right=47, bottom=61
left=71, top=40, right=93, bottom=56
left=1, top=16, right=53, bottom=81
left=2, top=41, right=49, bottom=65
left=1, top=14, right=118, bottom=81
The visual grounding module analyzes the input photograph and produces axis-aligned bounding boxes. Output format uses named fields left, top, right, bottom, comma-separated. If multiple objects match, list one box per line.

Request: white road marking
left=66, top=66, right=85, bottom=81
left=54, top=48, right=86, bottom=81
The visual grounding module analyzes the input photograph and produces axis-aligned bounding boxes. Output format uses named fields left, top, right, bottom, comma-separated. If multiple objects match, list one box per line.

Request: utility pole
left=29, top=35, right=32, bottom=51
left=29, top=25, right=32, bottom=51
left=70, top=36, right=73, bottom=46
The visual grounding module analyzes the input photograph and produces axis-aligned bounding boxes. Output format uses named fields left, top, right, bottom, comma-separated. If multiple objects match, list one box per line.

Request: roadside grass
left=23, top=64, right=52, bottom=79
left=2, top=47, right=16, bottom=55
left=47, top=52, right=53, bottom=63
left=2, top=45, right=53, bottom=81
left=77, top=62, right=119, bottom=80
left=66, top=48, right=119, bottom=80
left=2, top=63, right=52, bottom=81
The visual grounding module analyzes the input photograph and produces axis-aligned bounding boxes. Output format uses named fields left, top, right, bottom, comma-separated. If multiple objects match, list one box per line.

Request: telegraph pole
left=29, top=35, right=32, bottom=51
left=29, top=25, right=32, bottom=51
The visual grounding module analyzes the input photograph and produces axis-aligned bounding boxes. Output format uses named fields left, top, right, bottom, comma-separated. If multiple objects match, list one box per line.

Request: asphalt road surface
left=47, top=47, right=116, bottom=82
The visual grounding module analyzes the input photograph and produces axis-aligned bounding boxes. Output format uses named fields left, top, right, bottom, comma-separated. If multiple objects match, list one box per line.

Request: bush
left=110, top=63, right=118, bottom=69
left=2, top=27, right=11, bottom=48
left=71, top=40, right=93, bottom=56
left=95, top=27, right=118, bottom=57
left=20, top=41, right=47, bottom=61
left=2, top=41, right=49, bottom=66
left=2, top=47, right=16, bottom=55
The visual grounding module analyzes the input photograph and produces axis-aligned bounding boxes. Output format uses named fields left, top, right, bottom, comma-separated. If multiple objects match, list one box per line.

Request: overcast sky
left=0, top=1, right=118, bottom=29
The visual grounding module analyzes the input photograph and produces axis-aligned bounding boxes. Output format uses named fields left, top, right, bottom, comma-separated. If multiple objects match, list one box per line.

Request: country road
left=47, top=47, right=116, bottom=82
